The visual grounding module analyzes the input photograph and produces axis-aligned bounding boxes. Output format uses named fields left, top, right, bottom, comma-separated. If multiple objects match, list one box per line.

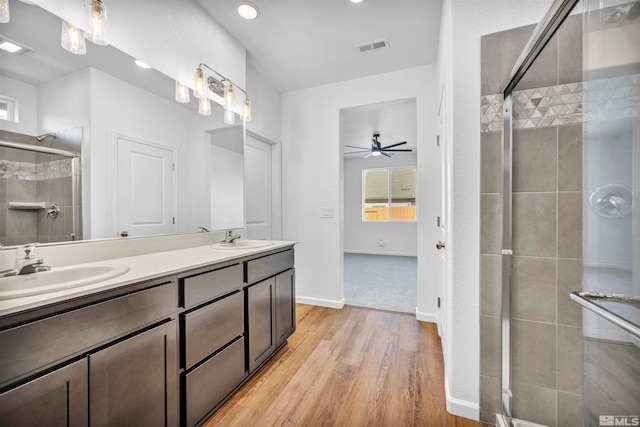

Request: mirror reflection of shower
left=0, top=127, right=82, bottom=246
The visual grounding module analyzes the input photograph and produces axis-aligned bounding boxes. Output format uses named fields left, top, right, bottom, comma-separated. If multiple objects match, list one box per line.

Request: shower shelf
left=8, top=202, right=46, bottom=210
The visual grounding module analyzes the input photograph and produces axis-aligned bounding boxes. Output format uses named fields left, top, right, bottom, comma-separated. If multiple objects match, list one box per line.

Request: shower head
left=602, top=1, right=640, bottom=22
left=35, top=133, right=57, bottom=142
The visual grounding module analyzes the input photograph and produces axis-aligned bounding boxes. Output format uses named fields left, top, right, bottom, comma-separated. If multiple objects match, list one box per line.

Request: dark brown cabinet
left=0, top=359, right=88, bottom=427
left=90, top=320, right=178, bottom=427
left=247, top=277, right=276, bottom=373
left=275, top=268, right=296, bottom=348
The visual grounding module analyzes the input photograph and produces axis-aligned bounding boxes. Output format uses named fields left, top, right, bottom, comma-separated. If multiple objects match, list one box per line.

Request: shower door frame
left=499, top=0, right=580, bottom=419
left=0, top=139, right=81, bottom=241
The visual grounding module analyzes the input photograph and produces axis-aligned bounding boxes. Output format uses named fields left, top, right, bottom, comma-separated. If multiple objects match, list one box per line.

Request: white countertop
left=0, top=240, right=296, bottom=318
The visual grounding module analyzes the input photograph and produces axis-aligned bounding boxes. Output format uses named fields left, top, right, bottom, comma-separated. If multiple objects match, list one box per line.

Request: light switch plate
left=320, top=207, right=334, bottom=218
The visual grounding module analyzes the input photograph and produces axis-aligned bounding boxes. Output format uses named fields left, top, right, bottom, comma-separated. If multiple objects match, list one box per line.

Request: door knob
left=436, top=240, right=445, bottom=250
left=120, top=231, right=129, bottom=237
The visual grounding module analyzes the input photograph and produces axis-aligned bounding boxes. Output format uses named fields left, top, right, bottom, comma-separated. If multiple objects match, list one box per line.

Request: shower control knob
left=436, top=241, right=445, bottom=250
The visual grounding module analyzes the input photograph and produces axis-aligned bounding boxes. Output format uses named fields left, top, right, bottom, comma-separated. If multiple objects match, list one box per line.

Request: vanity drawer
left=0, top=280, right=176, bottom=387
left=184, top=337, right=247, bottom=427
left=245, top=249, right=294, bottom=284
left=181, top=263, right=243, bottom=309
left=182, top=291, right=244, bottom=370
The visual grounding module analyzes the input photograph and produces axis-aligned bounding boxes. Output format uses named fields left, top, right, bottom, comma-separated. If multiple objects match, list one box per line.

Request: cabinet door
left=89, top=320, right=178, bottom=427
left=0, top=358, right=88, bottom=427
left=247, top=278, right=276, bottom=373
left=275, top=269, right=296, bottom=348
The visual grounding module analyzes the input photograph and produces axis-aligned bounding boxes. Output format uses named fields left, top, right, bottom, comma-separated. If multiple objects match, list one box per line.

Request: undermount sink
left=0, top=264, right=130, bottom=300
left=210, top=240, right=274, bottom=250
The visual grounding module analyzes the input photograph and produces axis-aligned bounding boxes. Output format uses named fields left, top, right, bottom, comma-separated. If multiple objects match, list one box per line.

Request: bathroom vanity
left=0, top=240, right=296, bottom=427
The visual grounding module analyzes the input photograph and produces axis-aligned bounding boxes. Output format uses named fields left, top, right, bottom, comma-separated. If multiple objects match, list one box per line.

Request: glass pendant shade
left=224, top=84, right=235, bottom=110
left=224, top=109, right=235, bottom=125
left=175, top=81, right=190, bottom=103
left=193, top=68, right=206, bottom=99
left=61, top=21, right=87, bottom=55
left=199, top=98, right=212, bottom=116
left=85, top=0, right=108, bottom=45
left=241, top=98, right=251, bottom=122
left=0, top=0, right=9, bottom=24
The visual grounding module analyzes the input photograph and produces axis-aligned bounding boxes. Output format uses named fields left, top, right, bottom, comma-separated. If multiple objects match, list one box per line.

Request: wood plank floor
left=203, top=304, right=480, bottom=427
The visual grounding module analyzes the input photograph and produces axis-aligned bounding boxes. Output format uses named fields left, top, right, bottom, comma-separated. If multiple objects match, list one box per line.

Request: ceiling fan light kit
left=344, top=132, right=412, bottom=158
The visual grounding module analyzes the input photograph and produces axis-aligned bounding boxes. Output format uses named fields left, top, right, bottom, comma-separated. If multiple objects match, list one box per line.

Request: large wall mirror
left=0, top=1, right=245, bottom=246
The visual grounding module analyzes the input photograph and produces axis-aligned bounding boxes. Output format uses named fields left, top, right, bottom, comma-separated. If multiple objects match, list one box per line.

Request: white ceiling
left=196, top=0, right=443, bottom=93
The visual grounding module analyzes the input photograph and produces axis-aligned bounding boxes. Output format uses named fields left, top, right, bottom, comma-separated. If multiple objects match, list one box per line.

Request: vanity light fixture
left=199, top=97, right=212, bottom=116
left=134, top=59, right=151, bottom=69
left=192, top=63, right=252, bottom=122
left=61, top=21, right=87, bottom=55
left=175, top=81, right=190, bottom=103
left=85, top=0, right=108, bottom=46
left=0, top=0, right=9, bottom=23
left=237, top=3, right=259, bottom=20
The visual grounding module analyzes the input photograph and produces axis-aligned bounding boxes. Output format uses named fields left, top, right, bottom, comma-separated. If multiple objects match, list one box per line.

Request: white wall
left=437, top=0, right=555, bottom=419
left=343, top=154, right=417, bottom=256
left=0, top=75, right=38, bottom=135
left=38, top=68, right=90, bottom=136
left=281, top=64, right=437, bottom=310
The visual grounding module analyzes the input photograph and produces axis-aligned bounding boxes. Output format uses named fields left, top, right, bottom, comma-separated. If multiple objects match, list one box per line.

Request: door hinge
left=437, top=216, right=441, bottom=227
left=436, top=135, right=440, bottom=147
left=437, top=297, right=441, bottom=308
left=172, top=217, right=175, bottom=224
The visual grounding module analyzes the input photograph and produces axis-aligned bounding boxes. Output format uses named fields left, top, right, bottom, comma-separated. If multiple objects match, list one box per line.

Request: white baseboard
left=344, top=250, right=418, bottom=257
left=444, top=377, right=480, bottom=420
left=296, top=296, right=345, bottom=309
left=416, top=308, right=437, bottom=323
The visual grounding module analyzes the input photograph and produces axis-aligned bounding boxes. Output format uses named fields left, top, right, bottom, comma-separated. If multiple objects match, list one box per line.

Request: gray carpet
left=344, top=253, right=417, bottom=314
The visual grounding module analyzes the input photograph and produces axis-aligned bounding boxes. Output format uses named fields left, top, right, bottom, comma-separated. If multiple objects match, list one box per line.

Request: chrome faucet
left=221, top=230, right=241, bottom=244
left=13, top=243, right=49, bottom=275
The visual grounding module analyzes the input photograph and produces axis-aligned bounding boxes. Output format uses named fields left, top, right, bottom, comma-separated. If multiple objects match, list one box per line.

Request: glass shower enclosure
left=480, top=0, right=639, bottom=425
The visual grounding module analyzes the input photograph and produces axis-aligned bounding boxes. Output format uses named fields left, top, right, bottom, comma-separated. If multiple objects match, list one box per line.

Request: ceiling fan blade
left=383, top=148, right=413, bottom=152
left=381, top=152, right=393, bottom=158
left=364, top=152, right=374, bottom=159
left=381, top=141, right=407, bottom=149
left=344, top=150, right=371, bottom=154
left=344, top=144, right=369, bottom=150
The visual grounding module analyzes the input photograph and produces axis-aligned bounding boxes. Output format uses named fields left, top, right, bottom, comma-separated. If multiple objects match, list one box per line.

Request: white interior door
left=436, top=86, right=448, bottom=338
left=245, top=133, right=272, bottom=240
left=116, top=135, right=176, bottom=237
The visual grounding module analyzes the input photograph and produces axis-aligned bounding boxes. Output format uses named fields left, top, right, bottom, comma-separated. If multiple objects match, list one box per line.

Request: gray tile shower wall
left=0, top=129, right=82, bottom=246
left=480, top=16, right=584, bottom=427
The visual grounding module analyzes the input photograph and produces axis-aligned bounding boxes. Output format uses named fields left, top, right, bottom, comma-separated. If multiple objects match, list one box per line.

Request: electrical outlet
left=320, top=207, right=334, bottom=218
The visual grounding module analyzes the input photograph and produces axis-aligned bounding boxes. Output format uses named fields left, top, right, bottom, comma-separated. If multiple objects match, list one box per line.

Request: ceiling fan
left=344, top=132, right=412, bottom=158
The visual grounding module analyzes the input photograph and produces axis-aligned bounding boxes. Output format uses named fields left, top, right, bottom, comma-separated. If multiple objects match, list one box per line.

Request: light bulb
left=193, top=68, right=206, bottom=99
left=199, top=98, right=212, bottom=116
left=175, top=81, right=190, bottom=103
left=241, top=98, right=251, bottom=122
left=85, top=0, right=108, bottom=46
left=0, top=0, right=10, bottom=24
left=224, top=109, right=235, bottom=125
left=372, top=151, right=381, bottom=156
left=224, top=84, right=235, bottom=109
left=61, top=21, right=87, bottom=55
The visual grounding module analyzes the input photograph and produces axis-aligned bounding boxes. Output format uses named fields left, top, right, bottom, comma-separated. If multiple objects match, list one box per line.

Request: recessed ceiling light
left=134, top=59, right=152, bottom=69
left=350, top=0, right=364, bottom=3
left=0, top=41, right=23, bottom=54
left=238, top=2, right=259, bottom=20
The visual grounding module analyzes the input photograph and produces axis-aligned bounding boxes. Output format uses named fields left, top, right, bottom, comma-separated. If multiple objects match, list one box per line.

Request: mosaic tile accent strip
left=0, top=159, right=72, bottom=180
left=480, top=74, right=640, bottom=132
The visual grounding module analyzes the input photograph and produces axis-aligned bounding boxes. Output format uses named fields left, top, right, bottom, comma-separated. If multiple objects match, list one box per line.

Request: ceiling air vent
left=356, top=38, right=390, bottom=53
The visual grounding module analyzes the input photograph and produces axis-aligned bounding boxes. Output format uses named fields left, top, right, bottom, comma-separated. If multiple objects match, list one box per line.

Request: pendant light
left=0, top=0, right=9, bottom=24
left=175, top=81, right=190, bottom=103
left=85, top=0, right=108, bottom=45
left=61, top=21, right=87, bottom=55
